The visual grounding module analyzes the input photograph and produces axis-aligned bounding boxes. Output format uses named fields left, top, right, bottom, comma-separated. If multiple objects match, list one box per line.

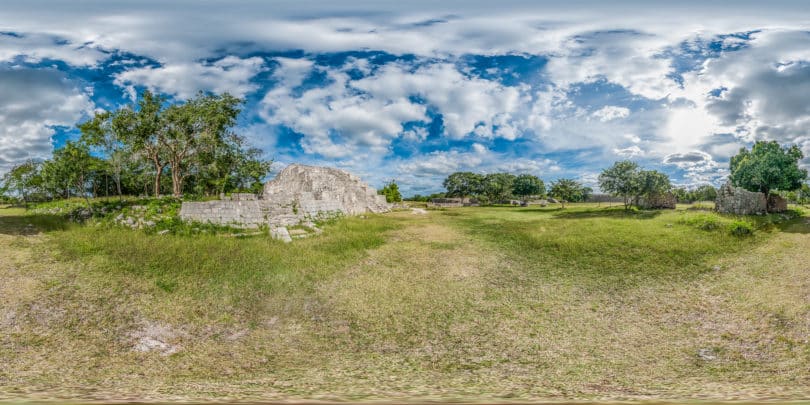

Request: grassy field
left=1, top=202, right=809, bottom=401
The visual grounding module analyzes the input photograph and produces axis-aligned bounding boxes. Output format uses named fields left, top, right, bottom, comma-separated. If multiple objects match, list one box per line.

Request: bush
left=679, top=213, right=725, bottom=231
left=728, top=220, right=754, bottom=236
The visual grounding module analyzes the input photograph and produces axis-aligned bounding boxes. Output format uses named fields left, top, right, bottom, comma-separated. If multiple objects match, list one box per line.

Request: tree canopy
left=730, top=140, right=807, bottom=195
left=549, top=178, right=587, bottom=208
left=512, top=174, right=545, bottom=201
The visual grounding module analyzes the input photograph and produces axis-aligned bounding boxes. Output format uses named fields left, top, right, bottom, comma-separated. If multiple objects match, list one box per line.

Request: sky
left=1, top=1, right=809, bottom=195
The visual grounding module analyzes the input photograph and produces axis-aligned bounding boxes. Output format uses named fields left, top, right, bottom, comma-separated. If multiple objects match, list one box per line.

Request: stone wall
left=635, top=192, right=676, bottom=209
left=715, top=182, right=767, bottom=215
left=179, top=164, right=391, bottom=229
left=767, top=194, right=788, bottom=213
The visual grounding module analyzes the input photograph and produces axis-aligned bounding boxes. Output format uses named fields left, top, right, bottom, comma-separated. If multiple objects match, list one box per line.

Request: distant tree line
left=433, top=171, right=591, bottom=207
left=1, top=91, right=272, bottom=203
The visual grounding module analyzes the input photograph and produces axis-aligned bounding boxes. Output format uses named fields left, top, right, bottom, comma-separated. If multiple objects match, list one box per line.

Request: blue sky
left=1, top=1, right=809, bottom=194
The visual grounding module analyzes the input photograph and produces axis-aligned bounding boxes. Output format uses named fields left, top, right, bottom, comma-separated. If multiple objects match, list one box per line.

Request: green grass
left=1, top=202, right=810, bottom=401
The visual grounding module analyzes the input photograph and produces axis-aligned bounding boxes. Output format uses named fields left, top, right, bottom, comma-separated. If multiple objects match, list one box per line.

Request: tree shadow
left=552, top=207, right=665, bottom=220
left=0, top=210, right=70, bottom=236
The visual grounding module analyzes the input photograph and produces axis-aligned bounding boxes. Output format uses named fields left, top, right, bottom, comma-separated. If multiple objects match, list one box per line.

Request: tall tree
left=549, top=178, right=586, bottom=209
left=730, top=141, right=807, bottom=196
left=443, top=172, right=484, bottom=199
left=635, top=170, right=671, bottom=200
left=78, top=111, right=130, bottom=197
left=512, top=174, right=545, bottom=202
left=161, top=92, right=242, bottom=197
left=1, top=160, right=41, bottom=203
left=112, top=90, right=167, bottom=197
left=598, top=160, right=640, bottom=209
left=482, top=172, right=516, bottom=204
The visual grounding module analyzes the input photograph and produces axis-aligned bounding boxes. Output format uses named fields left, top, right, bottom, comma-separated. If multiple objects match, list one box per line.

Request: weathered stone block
left=715, top=182, right=767, bottom=215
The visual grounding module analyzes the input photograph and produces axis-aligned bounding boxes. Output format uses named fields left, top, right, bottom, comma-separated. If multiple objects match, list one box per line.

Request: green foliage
left=512, top=174, right=545, bottom=201
left=442, top=172, right=484, bottom=198
left=549, top=178, right=586, bottom=208
left=378, top=180, right=403, bottom=203
left=599, top=161, right=674, bottom=209
left=482, top=172, right=516, bottom=203
left=1, top=160, right=42, bottom=203
left=598, top=160, right=640, bottom=209
left=730, top=140, right=807, bottom=195
left=728, top=220, right=754, bottom=237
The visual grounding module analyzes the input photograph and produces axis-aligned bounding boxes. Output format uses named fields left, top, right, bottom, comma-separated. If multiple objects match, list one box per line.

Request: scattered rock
left=711, top=265, right=721, bottom=271
left=143, top=220, right=156, bottom=227
left=411, top=208, right=428, bottom=215
left=130, top=322, right=181, bottom=356
left=157, top=229, right=170, bottom=235
left=270, top=227, right=292, bottom=243
left=697, top=347, right=717, bottom=361
left=665, top=223, right=673, bottom=228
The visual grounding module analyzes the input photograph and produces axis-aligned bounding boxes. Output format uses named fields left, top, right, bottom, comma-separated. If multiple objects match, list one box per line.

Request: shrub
left=728, top=220, right=754, bottom=236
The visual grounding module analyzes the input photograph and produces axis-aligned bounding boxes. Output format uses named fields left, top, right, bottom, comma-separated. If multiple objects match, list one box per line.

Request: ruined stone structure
left=634, top=192, right=677, bottom=209
left=180, top=164, right=390, bottom=230
left=715, top=182, right=767, bottom=215
left=767, top=194, right=788, bottom=213
left=427, top=198, right=479, bottom=208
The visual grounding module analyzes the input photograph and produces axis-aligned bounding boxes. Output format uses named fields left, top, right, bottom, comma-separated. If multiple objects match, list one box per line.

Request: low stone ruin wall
left=635, top=192, right=676, bottom=209
left=715, top=182, right=767, bottom=215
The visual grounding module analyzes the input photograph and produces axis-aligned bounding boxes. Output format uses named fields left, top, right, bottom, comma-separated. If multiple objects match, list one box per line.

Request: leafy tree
left=79, top=111, right=129, bottom=197
left=549, top=178, right=585, bottom=208
left=112, top=90, right=168, bottom=196
left=378, top=180, right=403, bottom=203
left=694, top=184, right=717, bottom=201
left=443, top=172, right=484, bottom=199
left=598, top=160, right=640, bottom=209
left=1, top=160, right=41, bottom=203
left=482, top=172, right=516, bottom=204
left=512, top=174, right=545, bottom=202
left=730, top=140, right=807, bottom=196
left=635, top=170, right=671, bottom=201
left=50, top=141, right=101, bottom=206
left=161, top=92, right=242, bottom=197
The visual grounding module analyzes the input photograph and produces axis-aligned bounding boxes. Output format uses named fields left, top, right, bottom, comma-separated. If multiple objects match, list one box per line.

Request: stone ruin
left=634, top=192, right=677, bottom=209
left=714, top=181, right=787, bottom=215
left=179, top=164, right=390, bottom=240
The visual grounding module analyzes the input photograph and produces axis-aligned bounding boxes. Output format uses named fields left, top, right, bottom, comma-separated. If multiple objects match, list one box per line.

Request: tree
left=730, top=140, right=807, bottom=196
left=443, top=172, right=484, bottom=199
left=482, top=172, right=516, bottom=204
left=161, top=92, right=242, bottom=197
left=378, top=180, right=402, bottom=203
left=549, top=178, right=585, bottom=208
left=635, top=170, right=671, bottom=201
left=598, top=160, right=640, bottom=209
left=50, top=141, right=100, bottom=206
left=512, top=174, right=545, bottom=202
left=694, top=184, right=717, bottom=202
left=112, top=90, right=167, bottom=197
left=1, top=160, right=41, bottom=203
left=79, top=111, right=127, bottom=197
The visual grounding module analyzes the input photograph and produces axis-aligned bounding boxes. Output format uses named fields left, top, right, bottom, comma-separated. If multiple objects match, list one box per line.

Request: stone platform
left=179, top=164, right=390, bottom=230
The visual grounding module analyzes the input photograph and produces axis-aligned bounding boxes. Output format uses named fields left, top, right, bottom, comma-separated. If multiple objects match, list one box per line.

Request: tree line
left=435, top=172, right=592, bottom=208
left=1, top=91, right=272, bottom=203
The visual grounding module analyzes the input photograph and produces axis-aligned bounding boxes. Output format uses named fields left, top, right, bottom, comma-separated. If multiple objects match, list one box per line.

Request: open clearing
left=1, top=204, right=809, bottom=401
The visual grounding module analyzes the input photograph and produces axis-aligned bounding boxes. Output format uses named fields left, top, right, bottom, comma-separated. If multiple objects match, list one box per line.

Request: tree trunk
left=171, top=165, right=183, bottom=197
left=153, top=159, right=165, bottom=197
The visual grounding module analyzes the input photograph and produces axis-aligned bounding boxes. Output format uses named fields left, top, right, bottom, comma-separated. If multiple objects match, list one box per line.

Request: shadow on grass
left=0, top=211, right=70, bottom=236
left=552, top=207, right=664, bottom=220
